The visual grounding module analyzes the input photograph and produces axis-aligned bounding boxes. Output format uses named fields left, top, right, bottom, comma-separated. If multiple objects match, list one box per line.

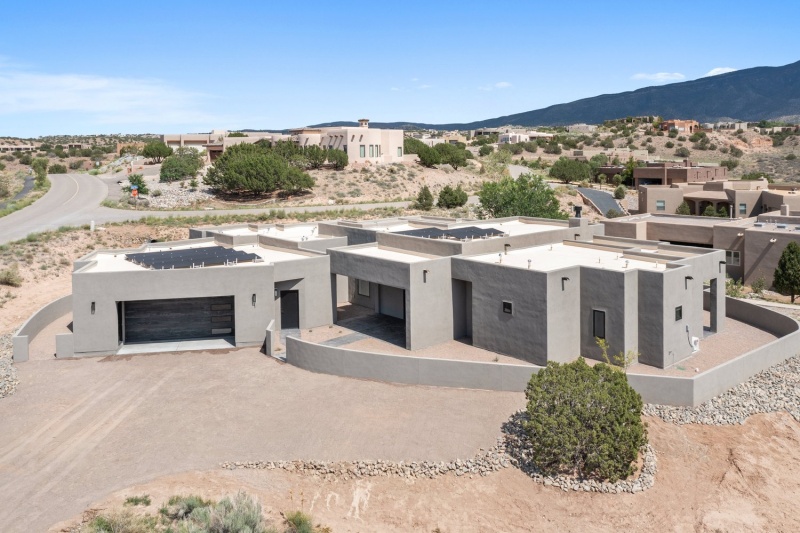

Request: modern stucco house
left=66, top=214, right=725, bottom=371
left=71, top=234, right=334, bottom=357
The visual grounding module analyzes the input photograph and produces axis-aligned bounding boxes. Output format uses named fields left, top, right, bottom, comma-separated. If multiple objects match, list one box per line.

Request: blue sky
left=1, top=0, right=798, bottom=137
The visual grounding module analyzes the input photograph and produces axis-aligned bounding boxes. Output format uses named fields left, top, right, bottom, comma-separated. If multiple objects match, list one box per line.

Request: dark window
left=675, top=306, right=683, bottom=321
left=502, top=301, right=513, bottom=314
left=593, top=310, right=606, bottom=339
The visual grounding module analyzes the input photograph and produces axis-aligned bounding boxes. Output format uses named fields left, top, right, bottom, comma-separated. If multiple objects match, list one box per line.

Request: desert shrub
left=677, top=135, right=687, bottom=142
left=674, top=147, right=691, bottom=158
left=751, top=276, right=767, bottom=295
left=151, top=189, right=162, bottom=197
left=647, top=145, right=656, bottom=154
left=726, top=275, right=744, bottom=298
left=665, top=141, right=674, bottom=149
left=69, top=160, right=85, bottom=170
left=720, top=159, right=739, bottom=171
left=478, top=145, right=494, bottom=157
left=787, top=154, right=797, bottom=160
left=326, top=148, right=348, bottom=170
left=160, top=147, right=204, bottom=182
left=124, top=494, right=151, bottom=506
left=0, top=265, right=22, bottom=287
left=413, top=185, right=434, bottom=210
left=606, top=208, right=624, bottom=218
left=160, top=494, right=213, bottom=520
left=88, top=510, right=157, bottom=533
left=523, top=358, right=646, bottom=481
left=522, top=141, right=538, bottom=153
left=702, top=204, right=717, bottom=217
left=729, top=145, right=744, bottom=158
left=48, top=163, right=68, bottom=174
left=675, top=201, right=691, bottom=215
left=717, top=204, right=729, bottom=218
left=613, top=185, right=627, bottom=199
left=437, top=184, right=468, bottom=208
left=183, top=492, right=274, bottom=533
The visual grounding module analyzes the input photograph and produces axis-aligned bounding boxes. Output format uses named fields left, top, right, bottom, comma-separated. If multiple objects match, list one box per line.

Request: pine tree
left=675, top=201, right=691, bottom=215
left=774, top=242, right=800, bottom=303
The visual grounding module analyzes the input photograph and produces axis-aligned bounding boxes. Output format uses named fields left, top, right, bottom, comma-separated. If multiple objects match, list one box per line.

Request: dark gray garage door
left=122, top=296, right=234, bottom=343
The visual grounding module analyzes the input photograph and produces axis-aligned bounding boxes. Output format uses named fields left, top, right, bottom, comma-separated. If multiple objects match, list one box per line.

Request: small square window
left=656, top=200, right=666, bottom=211
left=675, top=306, right=683, bottom=321
left=502, top=301, right=513, bottom=314
left=357, top=279, right=370, bottom=297
left=726, top=250, right=740, bottom=266
left=739, top=203, right=747, bottom=215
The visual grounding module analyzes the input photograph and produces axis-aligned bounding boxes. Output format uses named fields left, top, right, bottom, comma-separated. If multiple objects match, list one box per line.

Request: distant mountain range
left=310, top=59, right=800, bottom=130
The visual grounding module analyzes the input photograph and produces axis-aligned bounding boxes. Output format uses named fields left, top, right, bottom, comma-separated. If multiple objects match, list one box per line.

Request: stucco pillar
left=709, top=277, right=725, bottom=332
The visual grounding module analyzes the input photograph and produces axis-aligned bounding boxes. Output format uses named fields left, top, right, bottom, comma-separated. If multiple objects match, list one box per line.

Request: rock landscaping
left=221, top=411, right=658, bottom=494
left=0, top=334, right=18, bottom=399
left=643, top=354, right=800, bottom=425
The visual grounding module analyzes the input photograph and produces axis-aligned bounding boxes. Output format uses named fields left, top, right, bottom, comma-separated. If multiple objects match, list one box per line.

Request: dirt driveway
left=0, top=348, right=522, bottom=532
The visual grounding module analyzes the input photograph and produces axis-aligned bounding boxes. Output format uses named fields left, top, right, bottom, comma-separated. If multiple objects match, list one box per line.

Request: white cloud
left=630, top=72, right=686, bottom=82
left=703, top=67, right=737, bottom=77
left=478, top=81, right=513, bottom=91
left=0, top=65, right=227, bottom=126
left=411, top=77, right=419, bottom=82
left=418, top=84, right=432, bottom=89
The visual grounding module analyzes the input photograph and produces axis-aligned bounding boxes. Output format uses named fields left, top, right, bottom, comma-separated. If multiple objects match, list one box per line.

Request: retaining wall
left=286, top=297, right=800, bottom=406
left=286, top=337, right=539, bottom=392
left=12, top=295, right=72, bottom=362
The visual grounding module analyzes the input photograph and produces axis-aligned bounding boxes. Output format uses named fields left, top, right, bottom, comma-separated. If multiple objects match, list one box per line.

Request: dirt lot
left=53, top=412, right=800, bottom=533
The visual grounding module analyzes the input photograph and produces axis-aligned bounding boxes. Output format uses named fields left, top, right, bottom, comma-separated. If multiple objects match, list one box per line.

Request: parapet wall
left=12, top=295, right=72, bottom=362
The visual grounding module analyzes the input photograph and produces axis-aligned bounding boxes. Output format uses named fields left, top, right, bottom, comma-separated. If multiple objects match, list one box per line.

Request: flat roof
left=340, top=245, right=434, bottom=263
left=84, top=241, right=310, bottom=273
left=609, top=214, right=748, bottom=227
left=215, top=224, right=327, bottom=242
left=377, top=219, right=565, bottom=238
left=466, top=242, right=669, bottom=273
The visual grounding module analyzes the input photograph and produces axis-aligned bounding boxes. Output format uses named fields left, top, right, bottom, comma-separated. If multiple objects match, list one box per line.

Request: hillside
left=310, top=60, right=800, bottom=130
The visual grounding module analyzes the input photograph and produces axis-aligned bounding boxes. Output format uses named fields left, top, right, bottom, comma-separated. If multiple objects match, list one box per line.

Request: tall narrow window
left=369, top=145, right=374, bottom=157
left=359, top=145, right=365, bottom=158
left=739, top=203, right=747, bottom=215
left=593, top=310, right=606, bottom=339
left=398, top=147, right=403, bottom=157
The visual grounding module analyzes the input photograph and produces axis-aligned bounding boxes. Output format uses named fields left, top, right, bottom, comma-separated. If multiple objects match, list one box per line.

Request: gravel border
left=0, top=334, right=18, bottom=399
left=222, top=411, right=658, bottom=494
left=643, top=354, right=800, bottom=425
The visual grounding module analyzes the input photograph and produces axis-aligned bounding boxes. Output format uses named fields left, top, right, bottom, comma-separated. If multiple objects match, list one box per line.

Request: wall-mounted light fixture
left=527, top=259, right=532, bottom=270
left=561, top=276, right=570, bottom=291
left=498, top=253, right=502, bottom=264
left=685, top=275, right=694, bottom=289
left=574, top=233, right=580, bottom=241
left=718, top=260, right=726, bottom=273
left=252, top=294, right=257, bottom=307
left=504, top=243, right=510, bottom=255
left=91, top=302, right=95, bottom=315
left=423, top=269, right=429, bottom=283
left=274, top=288, right=279, bottom=297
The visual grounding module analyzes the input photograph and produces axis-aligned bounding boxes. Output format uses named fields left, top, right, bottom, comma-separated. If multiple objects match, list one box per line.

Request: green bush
left=675, top=201, right=691, bottom=215
left=88, top=510, right=157, bottom=533
left=69, top=159, right=85, bottom=170
left=665, top=141, right=674, bottom=149
left=122, top=174, right=150, bottom=195
left=523, top=358, right=646, bottom=481
left=478, top=145, right=494, bottom=157
left=613, top=185, right=627, bottom=199
left=437, top=184, right=468, bottom=208
left=416, top=145, right=441, bottom=167
left=720, top=159, right=739, bottom=171
left=160, top=494, right=213, bottom=520
left=606, top=208, right=624, bottom=218
left=124, top=494, right=151, bottom=506
left=549, top=157, right=591, bottom=184
left=702, top=204, right=717, bottom=216
left=674, top=147, right=691, bottom=158
left=160, top=147, right=204, bottom=182
left=413, top=185, right=434, bottom=210
left=787, top=154, right=797, bottom=160
left=48, top=163, right=68, bottom=174
left=183, top=492, right=273, bottom=533
left=729, top=145, right=744, bottom=158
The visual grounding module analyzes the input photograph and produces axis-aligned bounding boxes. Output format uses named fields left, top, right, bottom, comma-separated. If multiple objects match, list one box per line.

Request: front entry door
left=280, top=290, right=300, bottom=329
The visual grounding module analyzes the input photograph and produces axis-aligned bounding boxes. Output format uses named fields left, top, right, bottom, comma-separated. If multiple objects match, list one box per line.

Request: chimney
left=358, top=118, right=369, bottom=128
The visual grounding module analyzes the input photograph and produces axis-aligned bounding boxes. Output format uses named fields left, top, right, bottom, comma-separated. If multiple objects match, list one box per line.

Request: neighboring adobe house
left=69, top=233, right=334, bottom=357
left=661, top=119, right=700, bottom=133
left=633, top=160, right=728, bottom=189
left=604, top=208, right=800, bottom=287
left=637, top=178, right=800, bottom=217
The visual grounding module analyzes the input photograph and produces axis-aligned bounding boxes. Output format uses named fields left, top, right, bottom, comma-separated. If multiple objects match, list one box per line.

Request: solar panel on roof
left=125, top=246, right=260, bottom=270
left=395, top=226, right=506, bottom=241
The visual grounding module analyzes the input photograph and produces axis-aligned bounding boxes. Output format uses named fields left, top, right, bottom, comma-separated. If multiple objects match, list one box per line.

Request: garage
left=120, top=296, right=235, bottom=343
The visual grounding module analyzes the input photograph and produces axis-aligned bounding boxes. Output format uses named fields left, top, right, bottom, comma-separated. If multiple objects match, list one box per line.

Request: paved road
left=0, top=172, right=483, bottom=244
left=0, top=173, right=409, bottom=244
left=576, top=187, right=622, bottom=216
